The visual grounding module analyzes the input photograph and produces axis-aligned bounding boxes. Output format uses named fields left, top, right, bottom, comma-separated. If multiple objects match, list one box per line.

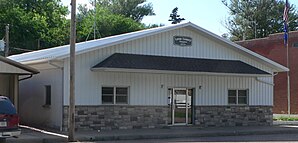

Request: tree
left=168, top=7, right=185, bottom=24
left=221, top=33, right=230, bottom=39
left=76, top=5, right=144, bottom=42
left=0, top=0, right=69, bottom=55
left=222, top=0, right=298, bottom=41
left=95, top=0, right=155, bottom=22
left=144, top=23, right=165, bottom=29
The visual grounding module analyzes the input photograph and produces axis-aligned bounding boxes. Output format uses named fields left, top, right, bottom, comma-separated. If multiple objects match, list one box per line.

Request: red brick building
left=237, top=31, right=298, bottom=114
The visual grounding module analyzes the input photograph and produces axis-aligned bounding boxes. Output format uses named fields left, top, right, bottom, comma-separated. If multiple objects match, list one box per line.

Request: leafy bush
left=274, top=116, right=298, bottom=121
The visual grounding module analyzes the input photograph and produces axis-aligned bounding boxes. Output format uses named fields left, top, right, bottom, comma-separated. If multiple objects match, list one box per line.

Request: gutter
left=18, top=74, right=33, bottom=81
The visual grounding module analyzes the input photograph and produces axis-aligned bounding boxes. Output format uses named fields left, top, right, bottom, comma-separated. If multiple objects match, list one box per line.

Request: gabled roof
left=92, top=53, right=270, bottom=76
left=0, top=56, right=39, bottom=74
left=8, top=22, right=288, bottom=72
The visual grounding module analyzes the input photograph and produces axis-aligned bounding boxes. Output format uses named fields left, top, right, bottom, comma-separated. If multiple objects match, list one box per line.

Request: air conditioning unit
left=0, top=40, right=4, bottom=51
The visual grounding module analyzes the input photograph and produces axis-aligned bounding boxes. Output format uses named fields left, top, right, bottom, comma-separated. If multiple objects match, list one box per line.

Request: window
left=228, top=89, right=248, bottom=105
left=102, top=87, right=128, bottom=104
left=45, top=85, right=51, bottom=106
left=293, top=42, right=298, bottom=48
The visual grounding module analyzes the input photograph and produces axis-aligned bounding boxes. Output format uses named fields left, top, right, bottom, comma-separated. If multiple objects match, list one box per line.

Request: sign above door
left=173, top=36, right=192, bottom=46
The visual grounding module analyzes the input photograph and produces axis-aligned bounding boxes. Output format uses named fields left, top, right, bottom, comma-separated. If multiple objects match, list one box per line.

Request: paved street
left=4, top=125, right=298, bottom=143
left=98, top=133, right=298, bottom=143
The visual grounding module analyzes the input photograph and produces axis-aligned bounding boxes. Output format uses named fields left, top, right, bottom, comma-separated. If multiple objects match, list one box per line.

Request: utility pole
left=68, top=0, right=76, bottom=141
left=5, top=24, right=9, bottom=57
left=94, top=0, right=96, bottom=39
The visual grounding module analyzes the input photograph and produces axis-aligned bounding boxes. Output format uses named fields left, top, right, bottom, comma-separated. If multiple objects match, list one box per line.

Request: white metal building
left=9, top=22, right=288, bottom=131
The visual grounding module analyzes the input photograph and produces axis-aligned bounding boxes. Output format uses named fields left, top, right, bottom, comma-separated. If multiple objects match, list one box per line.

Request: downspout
left=48, top=60, right=64, bottom=131
left=61, top=66, right=64, bottom=131
left=255, top=72, right=277, bottom=109
left=255, top=72, right=278, bottom=86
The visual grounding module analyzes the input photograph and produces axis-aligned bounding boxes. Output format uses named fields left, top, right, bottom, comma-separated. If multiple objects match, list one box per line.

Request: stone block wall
left=63, top=105, right=168, bottom=131
left=63, top=105, right=272, bottom=131
left=195, top=106, right=273, bottom=127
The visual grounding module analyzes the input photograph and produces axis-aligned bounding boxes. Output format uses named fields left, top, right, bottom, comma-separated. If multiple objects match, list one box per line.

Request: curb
left=75, top=128, right=298, bottom=142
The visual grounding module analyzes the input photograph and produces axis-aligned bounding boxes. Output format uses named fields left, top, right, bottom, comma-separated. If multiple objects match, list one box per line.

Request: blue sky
left=61, top=0, right=298, bottom=36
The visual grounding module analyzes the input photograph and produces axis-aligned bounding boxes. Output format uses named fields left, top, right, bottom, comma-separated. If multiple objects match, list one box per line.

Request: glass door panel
left=168, top=88, right=193, bottom=125
left=174, top=89, right=187, bottom=124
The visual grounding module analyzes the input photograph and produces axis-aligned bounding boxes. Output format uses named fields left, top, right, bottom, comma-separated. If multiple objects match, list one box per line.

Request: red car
left=0, top=96, right=21, bottom=138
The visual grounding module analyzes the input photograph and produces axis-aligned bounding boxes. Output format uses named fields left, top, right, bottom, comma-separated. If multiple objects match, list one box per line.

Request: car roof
left=0, top=96, right=17, bottom=115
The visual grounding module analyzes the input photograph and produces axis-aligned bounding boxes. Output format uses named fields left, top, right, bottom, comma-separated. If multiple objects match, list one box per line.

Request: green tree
left=222, top=0, right=298, bottom=41
left=76, top=5, right=144, bottom=42
left=0, top=0, right=69, bottom=54
left=144, top=23, right=165, bottom=29
left=96, top=0, right=155, bottom=22
left=168, top=7, right=185, bottom=24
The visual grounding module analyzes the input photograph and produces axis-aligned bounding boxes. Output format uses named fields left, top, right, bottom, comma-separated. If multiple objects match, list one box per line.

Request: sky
left=61, top=0, right=298, bottom=37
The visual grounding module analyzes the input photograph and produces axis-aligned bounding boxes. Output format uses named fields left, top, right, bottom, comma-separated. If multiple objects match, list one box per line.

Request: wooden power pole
left=68, top=0, right=76, bottom=141
left=5, top=24, right=9, bottom=57
left=94, top=0, right=96, bottom=39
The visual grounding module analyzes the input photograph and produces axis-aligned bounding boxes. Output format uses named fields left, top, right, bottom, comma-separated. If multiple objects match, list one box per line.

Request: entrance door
left=168, top=88, right=193, bottom=125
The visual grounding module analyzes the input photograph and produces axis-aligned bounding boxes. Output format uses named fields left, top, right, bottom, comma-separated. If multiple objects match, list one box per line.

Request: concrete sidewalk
left=5, top=125, right=298, bottom=143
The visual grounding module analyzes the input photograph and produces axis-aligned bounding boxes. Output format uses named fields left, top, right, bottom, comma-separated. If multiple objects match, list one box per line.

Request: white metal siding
left=0, top=61, right=30, bottom=74
left=63, top=71, right=273, bottom=106
left=19, top=68, right=63, bottom=129
left=62, top=27, right=274, bottom=106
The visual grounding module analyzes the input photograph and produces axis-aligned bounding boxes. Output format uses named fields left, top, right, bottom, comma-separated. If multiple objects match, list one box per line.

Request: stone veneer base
left=63, top=105, right=272, bottom=131
left=63, top=105, right=169, bottom=131
left=195, top=106, right=273, bottom=127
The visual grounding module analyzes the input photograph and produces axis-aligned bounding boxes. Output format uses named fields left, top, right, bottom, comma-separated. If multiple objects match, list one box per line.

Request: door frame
left=168, top=87, right=195, bottom=126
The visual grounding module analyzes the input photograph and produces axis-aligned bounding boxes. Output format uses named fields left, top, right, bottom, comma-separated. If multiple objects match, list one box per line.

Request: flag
left=283, top=0, right=289, bottom=22
left=283, top=0, right=290, bottom=44
left=284, top=22, right=288, bottom=45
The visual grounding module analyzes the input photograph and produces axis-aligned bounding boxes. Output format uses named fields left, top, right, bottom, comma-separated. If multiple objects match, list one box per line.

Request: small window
left=228, top=89, right=248, bottom=105
left=45, top=85, right=51, bottom=106
left=293, top=42, right=298, bottom=48
left=116, top=88, right=128, bottom=104
left=102, top=87, right=114, bottom=104
left=228, top=90, right=237, bottom=104
left=102, top=87, right=128, bottom=104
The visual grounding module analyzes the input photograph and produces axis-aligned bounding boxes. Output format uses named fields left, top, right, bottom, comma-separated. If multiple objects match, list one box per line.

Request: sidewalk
left=6, top=125, right=298, bottom=143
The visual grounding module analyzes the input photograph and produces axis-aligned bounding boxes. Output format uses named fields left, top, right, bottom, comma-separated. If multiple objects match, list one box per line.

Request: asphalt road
left=97, top=133, right=298, bottom=143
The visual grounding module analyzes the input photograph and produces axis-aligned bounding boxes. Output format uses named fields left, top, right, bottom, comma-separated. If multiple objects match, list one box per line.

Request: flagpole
left=284, top=0, right=290, bottom=115
left=286, top=36, right=290, bottom=114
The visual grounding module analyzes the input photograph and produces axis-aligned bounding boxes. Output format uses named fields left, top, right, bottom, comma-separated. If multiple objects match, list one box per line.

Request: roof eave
left=91, top=67, right=272, bottom=77
left=0, top=56, right=39, bottom=74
